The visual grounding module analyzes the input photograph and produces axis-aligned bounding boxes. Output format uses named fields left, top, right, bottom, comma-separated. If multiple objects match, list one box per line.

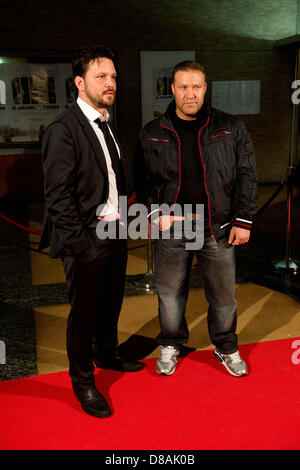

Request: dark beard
left=86, top=90, right=115, bottom=109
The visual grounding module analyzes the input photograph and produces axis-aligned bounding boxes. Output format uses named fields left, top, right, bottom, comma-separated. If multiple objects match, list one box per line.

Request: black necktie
left=94, top=118, right=123, bottom=195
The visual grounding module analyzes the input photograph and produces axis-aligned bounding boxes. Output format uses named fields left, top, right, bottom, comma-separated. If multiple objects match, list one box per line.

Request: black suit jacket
left=39, top=103, right=126, bottom=258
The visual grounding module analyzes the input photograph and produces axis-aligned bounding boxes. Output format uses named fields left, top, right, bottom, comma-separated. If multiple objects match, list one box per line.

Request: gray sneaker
left=156, top=345, right=180, bottom=376
left=214, top=349, right=248, bottom=377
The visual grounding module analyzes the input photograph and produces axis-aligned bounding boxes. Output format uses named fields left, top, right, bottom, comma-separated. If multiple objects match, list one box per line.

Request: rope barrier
left=0, top=193, right=137, bottom=237
left=0, top=212, right=42, bottom=236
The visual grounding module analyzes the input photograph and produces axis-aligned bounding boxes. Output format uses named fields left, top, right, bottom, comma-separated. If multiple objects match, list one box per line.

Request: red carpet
left=0, top=338, right=300, bottom=450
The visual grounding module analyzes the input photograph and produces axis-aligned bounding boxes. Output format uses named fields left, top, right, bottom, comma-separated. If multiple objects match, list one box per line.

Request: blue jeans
left=154, top=226, right=237, bottom=354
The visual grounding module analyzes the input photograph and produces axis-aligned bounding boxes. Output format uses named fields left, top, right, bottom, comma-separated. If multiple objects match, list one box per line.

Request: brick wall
left=0, top=0, right=298, bottom=190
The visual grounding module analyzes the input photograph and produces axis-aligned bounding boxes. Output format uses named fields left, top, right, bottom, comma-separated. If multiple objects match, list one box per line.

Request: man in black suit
left=39, top=46, right=145, bottom=418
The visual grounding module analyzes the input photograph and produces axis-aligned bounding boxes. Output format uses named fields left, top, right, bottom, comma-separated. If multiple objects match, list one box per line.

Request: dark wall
left=0, top=0, right=298, bottom=190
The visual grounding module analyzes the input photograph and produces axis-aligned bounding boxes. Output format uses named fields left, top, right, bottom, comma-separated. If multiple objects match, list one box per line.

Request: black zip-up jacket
left=133, top=100, right=257, bottom=241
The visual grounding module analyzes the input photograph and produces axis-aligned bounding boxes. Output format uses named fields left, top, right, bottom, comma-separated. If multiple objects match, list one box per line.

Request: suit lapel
left=72, top=103, right=108, bottom=175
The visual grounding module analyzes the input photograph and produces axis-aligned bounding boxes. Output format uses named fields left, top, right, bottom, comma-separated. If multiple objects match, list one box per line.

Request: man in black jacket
left=134, top=61, right=257, bottom=377
left=39, top=46, right=145, bottom=418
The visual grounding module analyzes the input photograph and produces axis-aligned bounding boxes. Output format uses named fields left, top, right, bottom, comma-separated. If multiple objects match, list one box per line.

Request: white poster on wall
left=140, top=51, right=196, bottom=126
left=212, top=80, right=260, bottom=115
left=0, top=62, right=75, bottom=143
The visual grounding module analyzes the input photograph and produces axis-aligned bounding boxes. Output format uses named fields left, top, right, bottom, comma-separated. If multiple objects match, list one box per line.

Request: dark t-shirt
left=171, top=110, right=208, bottom=221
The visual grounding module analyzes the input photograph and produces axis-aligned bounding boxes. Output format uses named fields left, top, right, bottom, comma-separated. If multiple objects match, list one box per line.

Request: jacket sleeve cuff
left=148, top=208, right=160, bottom=223
left=147, top=208, right=169, bottom=224
left=233, top=218, right=253, bottom=230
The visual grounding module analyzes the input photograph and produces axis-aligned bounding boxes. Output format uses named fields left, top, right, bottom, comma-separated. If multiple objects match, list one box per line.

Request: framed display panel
left=0, top=54, right=116, bottom=148
left=211, top=80, right=261, bottom=115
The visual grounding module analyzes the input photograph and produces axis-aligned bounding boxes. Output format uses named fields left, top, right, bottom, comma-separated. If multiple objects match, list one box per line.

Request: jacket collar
left=160, top=99, right=210, bottom=129
left=76, top=97, right=110, bottom=123
left=71, top=102, right=123, bottom=169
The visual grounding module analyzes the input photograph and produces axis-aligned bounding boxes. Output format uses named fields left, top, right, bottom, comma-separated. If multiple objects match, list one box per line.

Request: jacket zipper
left=159, top=123, right=182, bottom=210
left=198, top=116, right=214, bottom=236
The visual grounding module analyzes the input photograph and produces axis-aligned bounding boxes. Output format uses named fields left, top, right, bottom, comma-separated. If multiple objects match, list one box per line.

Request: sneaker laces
left=228, top=351, right=242, bottom=363
left=160, top=346, right=178, bottom=362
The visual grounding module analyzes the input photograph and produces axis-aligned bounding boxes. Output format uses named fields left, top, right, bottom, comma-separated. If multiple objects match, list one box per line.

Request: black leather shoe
left=94, top=355, right=146, bottom=372
left=73, top=385, right=111, bottom=418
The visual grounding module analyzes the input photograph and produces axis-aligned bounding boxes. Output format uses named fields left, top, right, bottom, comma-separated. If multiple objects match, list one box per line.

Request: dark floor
left=0, top=185, right=300, bottom=381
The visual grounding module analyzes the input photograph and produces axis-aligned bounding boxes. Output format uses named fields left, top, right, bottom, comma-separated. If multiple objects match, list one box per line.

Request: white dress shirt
left=77, top=97, right=120, bottom=221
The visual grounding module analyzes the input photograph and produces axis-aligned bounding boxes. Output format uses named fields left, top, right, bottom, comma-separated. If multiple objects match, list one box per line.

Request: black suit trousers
left=62, top=228, right=127, bottom=387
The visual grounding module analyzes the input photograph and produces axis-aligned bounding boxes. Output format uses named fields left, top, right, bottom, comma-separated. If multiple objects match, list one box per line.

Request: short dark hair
left=172, top=60, right=206, bottom=84
left=72, top=45, right=115, bottom=78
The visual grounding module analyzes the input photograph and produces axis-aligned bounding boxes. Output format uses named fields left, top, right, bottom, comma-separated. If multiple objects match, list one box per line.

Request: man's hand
left=228, top=226, right=250, bottom=245
left=158, top=214, right=185, bottom=231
